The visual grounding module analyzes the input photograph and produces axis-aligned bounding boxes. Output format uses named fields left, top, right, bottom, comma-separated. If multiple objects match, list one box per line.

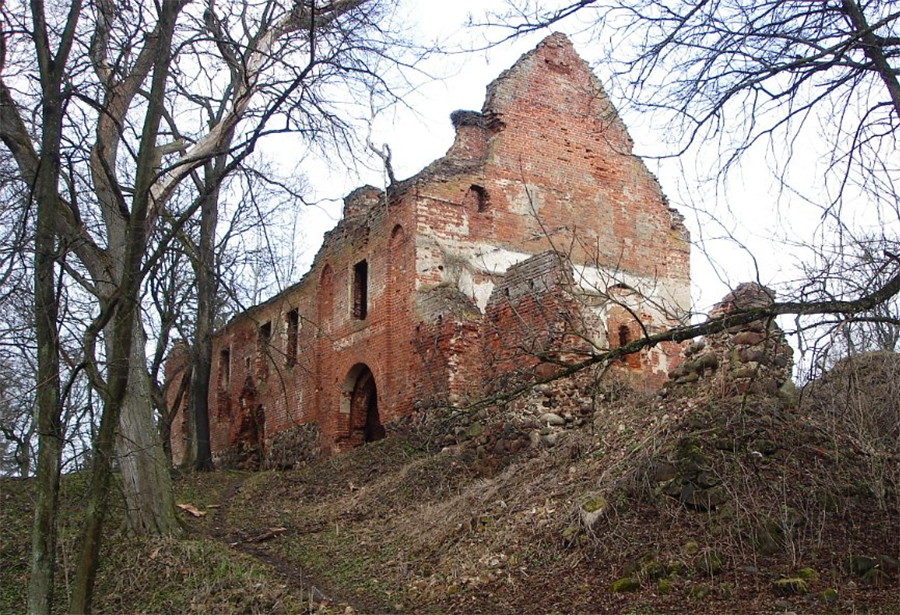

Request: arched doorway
left=341, top=364, right=385, bottom=447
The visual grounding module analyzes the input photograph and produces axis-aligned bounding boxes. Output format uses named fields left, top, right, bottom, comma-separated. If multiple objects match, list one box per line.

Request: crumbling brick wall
left=480, top=252, right=589, bottom=393
left=406, top=33, right=689, bottom=385
left=165, top=34, right=692, bottom=467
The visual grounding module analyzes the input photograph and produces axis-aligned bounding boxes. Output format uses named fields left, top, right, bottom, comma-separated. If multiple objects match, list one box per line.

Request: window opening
left=257, top=321, right=271, bottom=379
left=617, top=324, right=641, bottom=368
left=618, top=324, right=631, bottom=348
left=464, top=184, right=489, bottom=212
left=286, top=309, right=299, bottom=366
left=352, top=260, right=368, bottom=320
left=219, top=348, right=231, bottom=387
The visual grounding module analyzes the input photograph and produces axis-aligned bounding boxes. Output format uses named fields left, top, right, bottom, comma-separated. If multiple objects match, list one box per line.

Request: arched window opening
left=464, top=184, right=489, bottom=212
left=340, top=364, right=385, bottom=447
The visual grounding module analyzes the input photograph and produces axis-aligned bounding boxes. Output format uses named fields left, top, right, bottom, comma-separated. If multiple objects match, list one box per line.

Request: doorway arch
left=340, top=364, right=385, bottom=446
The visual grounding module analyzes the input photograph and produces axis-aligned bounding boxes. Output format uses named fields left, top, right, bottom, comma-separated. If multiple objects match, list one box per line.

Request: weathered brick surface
left=167, top=34, right=691, bottom=467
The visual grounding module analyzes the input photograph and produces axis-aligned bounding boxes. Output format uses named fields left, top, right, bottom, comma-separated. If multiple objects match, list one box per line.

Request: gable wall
left=409, top=35, right=690, bottom=386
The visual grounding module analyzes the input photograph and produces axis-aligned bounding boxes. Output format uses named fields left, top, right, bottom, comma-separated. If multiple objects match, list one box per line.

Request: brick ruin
left=165, top=33, right=692, bottom=468
left=666, top=282, right=794, bottom=397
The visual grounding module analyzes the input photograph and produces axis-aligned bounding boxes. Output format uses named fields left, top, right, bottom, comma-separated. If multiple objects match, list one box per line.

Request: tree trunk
left=180, top=394, right=197, bottom=470
left=67, top=369, right=119, bottom=615
left=18, top=419, right=35, bottom=477
left=69, top=5, right=180, bottom=611
left=115, top=324, right=181, bottom=533
left=25, top=3, right=80, bottom=611
left=189, top=342, right=213, bottom=470
left=27, top=394, right=62, bottom=615
left=158, top=409, right=174, bottom=467
left=28, top=158, right=64, bottom=615
left=190, top=170, right=222, bottom=472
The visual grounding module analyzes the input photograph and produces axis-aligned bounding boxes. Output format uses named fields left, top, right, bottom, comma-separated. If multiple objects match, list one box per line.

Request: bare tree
left=0, top=341, right=37, bottom=479
left=1, top=0, right=420, bottom=611
left=0, top=158, right=37, bottom=479
left=488, top=1, right=899, bottom=181
left=797, top=234, right=900, bottom=376
left=1, top=2, right=77, bottom=611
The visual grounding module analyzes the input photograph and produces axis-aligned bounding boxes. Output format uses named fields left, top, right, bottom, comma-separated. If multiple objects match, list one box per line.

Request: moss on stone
left=819, top=588, right=839, bottom=603
left=581, top=495, right=607, bottom=514
left=773, top=577, right=808, bottom=596
left=795, top=567, right=818, bottom=581
left=609, top=577, right=640, bottom=593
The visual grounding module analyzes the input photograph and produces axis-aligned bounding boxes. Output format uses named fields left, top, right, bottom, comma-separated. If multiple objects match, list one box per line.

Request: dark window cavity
left=618, top=324, right=631, bottom=348
left=464, top=184, right=489, bottom=212
left=219, top=348, right=230, bottom=387
left=286, top=309, right=299, bottom=366
left=257, top=321, right=271, bottom=379
left=352, top=260, right=368, bottom=320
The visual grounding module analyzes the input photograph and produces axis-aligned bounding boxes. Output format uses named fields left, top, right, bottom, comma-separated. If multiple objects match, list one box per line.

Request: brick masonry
left=166, top=33, right=692, bottom=467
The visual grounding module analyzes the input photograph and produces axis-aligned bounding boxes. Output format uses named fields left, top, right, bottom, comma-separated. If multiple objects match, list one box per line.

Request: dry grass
left=3, top=363, right=900, bottom=614
left=803, top=351, right=900, bottom=510
left=210, top=373, right=899, bottom=614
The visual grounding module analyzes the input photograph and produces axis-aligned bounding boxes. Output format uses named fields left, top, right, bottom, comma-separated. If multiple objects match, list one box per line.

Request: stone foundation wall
left=666, top=283, right=794, bottom=396
left=265, top=423, right=321, bottom=469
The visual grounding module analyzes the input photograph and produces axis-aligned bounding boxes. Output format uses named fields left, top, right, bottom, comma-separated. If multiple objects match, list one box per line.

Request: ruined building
left=166, top=34, right=691, bottom=468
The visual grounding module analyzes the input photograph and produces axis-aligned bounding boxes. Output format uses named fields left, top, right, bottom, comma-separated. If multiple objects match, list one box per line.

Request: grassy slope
left=2, top=387, right=899, bottom=614
left=1, top=471, right=317, bottom=615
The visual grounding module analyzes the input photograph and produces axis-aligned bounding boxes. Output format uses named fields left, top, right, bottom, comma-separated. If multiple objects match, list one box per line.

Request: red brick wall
left=410, top=34, right=689, bottom=289
left=166, top=34, right=691, bottom=466
left=168, top=185, right=421, bottom=464
left=164, top=341, right=190, bottom=465
left=408, top=33, right=689, bottom=386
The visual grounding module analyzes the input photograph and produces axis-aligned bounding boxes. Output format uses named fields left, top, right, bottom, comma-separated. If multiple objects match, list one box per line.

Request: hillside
left=3, top=355, right=900, bottom=614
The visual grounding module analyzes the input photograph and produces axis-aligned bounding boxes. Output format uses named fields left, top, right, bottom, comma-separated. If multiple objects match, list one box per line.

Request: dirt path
left=207, top=474, right=351, bottom=609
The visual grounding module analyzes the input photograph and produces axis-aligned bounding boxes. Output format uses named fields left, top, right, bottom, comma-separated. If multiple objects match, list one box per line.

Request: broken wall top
left=416, top=33, right=689, bottom=286
left=482, top=32, right=632, bottom=152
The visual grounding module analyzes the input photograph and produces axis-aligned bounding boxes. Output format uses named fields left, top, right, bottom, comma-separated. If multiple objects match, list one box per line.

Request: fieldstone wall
left=666, top=283, right=794, bottom=395
left=395, top=366, right=611, bottom=473
left=213, top=442, right=262, bottom=471
left=265, top=423, right=322, bottom=469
